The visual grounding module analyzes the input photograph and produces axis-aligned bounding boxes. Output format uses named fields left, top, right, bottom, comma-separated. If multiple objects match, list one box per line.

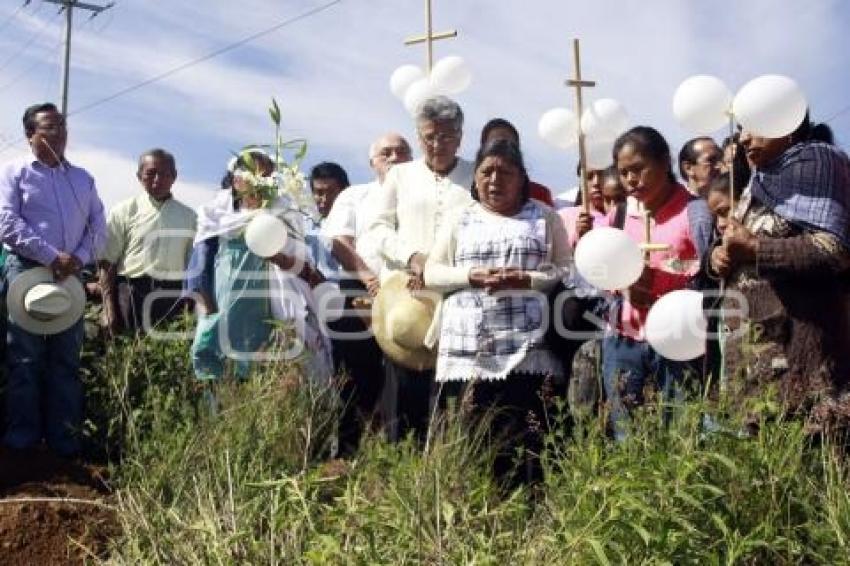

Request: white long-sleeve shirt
left=366, top=157, right=473, bottom=274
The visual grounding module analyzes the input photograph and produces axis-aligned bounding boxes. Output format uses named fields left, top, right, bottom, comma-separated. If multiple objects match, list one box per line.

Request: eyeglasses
left=34, top=122, right=66, bottom=135
left=419, top=131, right=459, bottom=147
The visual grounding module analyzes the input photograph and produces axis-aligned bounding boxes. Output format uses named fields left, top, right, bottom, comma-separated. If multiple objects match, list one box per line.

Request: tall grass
left=82, top=330, right=850, bottom=564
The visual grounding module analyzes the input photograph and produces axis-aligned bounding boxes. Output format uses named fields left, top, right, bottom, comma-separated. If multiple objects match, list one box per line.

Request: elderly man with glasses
left=367, top=96, right=473, bottom=442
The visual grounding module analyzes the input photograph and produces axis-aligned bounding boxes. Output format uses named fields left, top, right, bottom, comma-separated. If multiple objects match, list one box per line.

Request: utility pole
left=43, top=0, right=114, bottom=114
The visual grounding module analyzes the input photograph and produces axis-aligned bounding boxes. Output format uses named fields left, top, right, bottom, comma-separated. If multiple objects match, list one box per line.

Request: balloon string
left=727, top=113, right=736, bottom=223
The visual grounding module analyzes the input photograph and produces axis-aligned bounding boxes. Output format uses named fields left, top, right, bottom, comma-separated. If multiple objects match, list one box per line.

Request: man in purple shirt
left=0, top=102, right=106, bottom=457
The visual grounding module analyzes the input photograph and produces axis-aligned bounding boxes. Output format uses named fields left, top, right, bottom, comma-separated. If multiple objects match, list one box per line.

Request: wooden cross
left=726, top=114, right=738, bottom=222
left=638, top=203, right=671, bottom=261
left=403, top=0, right=457, bottom=73
left=564, top=39, right=596, bottom=214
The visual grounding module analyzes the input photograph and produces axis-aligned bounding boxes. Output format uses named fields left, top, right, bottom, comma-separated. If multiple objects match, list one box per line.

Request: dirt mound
left=0, top=447, right=116, bottom=565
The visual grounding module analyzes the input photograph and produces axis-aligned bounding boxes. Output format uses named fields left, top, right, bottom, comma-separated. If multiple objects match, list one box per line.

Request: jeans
left=3, top=255, right=85, bottom=456
left=602, top=333, right=692, bottom=441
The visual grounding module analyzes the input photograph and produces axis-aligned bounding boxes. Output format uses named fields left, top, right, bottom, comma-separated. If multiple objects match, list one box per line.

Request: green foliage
left=80, top=315, right=200, bottom=463
left=269, top=98, right=281, bottom=127
left=534, top=402, right=850, bottom=564
left=82, top=331, right=850, bottom=564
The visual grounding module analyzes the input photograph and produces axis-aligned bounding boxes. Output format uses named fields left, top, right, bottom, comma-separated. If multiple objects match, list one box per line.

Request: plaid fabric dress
left=435, top=201, right=564, bottom=382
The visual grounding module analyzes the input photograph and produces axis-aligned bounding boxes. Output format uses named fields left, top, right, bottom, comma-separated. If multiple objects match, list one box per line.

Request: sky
left=0, top=0, right=848, bottom=211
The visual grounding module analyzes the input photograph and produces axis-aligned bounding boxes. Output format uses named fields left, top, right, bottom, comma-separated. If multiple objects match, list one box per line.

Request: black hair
left=613, top=126, right=677, bottom=183
left=220, top=150, right=275, bottom=211
left=471, top=139, right=530, bottom=204
left=309, top=161, right=350, bottom=190
left=219, top=150, right=275, bottom=191
left=602, top=165, right=625, bottom=197
left=23, top=102, right=61, bottom=137
left=721, top=134, right=752, bottom=189
left=677, top=136, right=716, bottom=180
left=707, top=172, right=731, bottom=198
left=480, top=118, right=520, bottom=147
left=781, top=111, right=833, bottom=147
left=811, top=123, right=834, bottom=145
left=137, top=148, right=177, bottom=177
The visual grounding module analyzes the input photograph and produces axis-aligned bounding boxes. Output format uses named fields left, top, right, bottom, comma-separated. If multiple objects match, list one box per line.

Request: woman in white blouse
left=424, top=139, right=571, bottom=485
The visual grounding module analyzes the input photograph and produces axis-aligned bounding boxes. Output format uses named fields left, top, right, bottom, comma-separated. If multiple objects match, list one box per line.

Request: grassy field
left=80, top=322, right=850, bottom=564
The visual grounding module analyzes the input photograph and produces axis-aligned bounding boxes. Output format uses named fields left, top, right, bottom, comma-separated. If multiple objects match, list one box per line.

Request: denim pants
left=3, top=255, right=85, bottom=456
left=602, top=333, right=692, bottom=441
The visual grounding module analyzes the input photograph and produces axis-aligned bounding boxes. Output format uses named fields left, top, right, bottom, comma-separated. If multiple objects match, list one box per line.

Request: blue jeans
left=3, top=255, right=85, bottom=456
left=602, top=333, right=692, bottom=441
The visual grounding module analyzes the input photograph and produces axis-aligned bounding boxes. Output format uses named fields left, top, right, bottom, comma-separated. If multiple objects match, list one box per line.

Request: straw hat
left=7, top=267, right=85, bottom=335
left=371, top=271, right=437, bottom=371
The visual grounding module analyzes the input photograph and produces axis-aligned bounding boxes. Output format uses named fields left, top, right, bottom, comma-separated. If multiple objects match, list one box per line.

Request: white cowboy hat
left=371, top=271, right=437, bottom=371
left=7, top=267, right=85, bottom=335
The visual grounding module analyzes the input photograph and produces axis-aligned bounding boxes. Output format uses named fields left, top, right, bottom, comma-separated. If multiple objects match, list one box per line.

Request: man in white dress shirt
left=367, top=96, right=474, bottom=442
left=321, top=133, right=412, bottom=290
left=317, top=135, right=412, bottom=453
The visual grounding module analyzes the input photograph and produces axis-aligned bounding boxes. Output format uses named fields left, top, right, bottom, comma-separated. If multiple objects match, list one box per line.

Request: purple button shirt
left=0, top=154, right=107, bottom=266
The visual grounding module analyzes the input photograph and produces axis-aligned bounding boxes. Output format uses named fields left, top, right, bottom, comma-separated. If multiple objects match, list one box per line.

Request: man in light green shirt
left=99, top=148, right=197, bottom=333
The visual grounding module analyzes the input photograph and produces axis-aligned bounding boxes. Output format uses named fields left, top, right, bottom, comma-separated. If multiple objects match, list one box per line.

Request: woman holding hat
left=423, top=139, right=570, bottom=484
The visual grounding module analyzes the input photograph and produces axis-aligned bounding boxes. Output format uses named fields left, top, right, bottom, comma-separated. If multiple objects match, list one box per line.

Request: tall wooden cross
left=564, top=39, right=596, bottom=213
left=403, top=0, right=457, bottom=73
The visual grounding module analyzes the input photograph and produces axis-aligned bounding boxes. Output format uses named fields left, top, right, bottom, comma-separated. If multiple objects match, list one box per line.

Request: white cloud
left=1, top=0, right=849, bottom=198
left=67, top=146, right=217, bottom=212
left=0, top=141, right=216, bottom=213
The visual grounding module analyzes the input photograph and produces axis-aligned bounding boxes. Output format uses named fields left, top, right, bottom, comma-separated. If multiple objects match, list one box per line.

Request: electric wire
left=0, top=0, right=344, bottom=155
left=0, top=8, right=61, bottom=75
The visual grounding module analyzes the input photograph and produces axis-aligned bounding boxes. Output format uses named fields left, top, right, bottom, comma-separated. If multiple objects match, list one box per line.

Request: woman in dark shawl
left=709, top=117, right=850, bottom=431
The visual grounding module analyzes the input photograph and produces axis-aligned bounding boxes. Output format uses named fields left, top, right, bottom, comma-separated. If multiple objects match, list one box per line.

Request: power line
left=0, top=1, right=28, bottom=36
left=43, top=24, right=65, bottom=99
left=44, top=0, right=115, bottom=114
left=0, top=23, right=64, bottom=94
left=83, top=1, right=116, bottom=33
left=824, top=104, right=850, bottom=125
left=69, top=0, right=342, bottom=116
left=0, top=9, right=61, bottom=75
left=0, top=0, right=344, bottom=155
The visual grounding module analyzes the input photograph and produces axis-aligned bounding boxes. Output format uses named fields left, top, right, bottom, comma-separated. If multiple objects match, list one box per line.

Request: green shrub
left=80, top=331, right=850, bottom=564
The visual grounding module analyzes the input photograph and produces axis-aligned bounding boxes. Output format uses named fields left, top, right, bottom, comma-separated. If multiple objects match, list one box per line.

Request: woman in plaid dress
left=424, top=139, right=571, bottom=485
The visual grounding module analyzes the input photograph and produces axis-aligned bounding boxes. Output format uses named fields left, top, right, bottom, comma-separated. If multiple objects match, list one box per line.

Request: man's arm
left=365, top=166, right=418, bottom=268
left=97, top=205, right=128, bottom=334
left=184, top=238, right=218, bottom=314
left=330, top=236, right=380, bottom=296
left=98, top=260, right=121, bottom=335
left=71, top=175, right=107, bottom=266
left=0, top=162, right=60, bottom=266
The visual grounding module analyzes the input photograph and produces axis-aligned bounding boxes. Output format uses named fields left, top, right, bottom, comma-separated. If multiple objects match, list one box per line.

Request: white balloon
left=732, top=75, right=808, bottom=139
left=584, top=134, right=616, bottom=170
left=313, top=281, right=345, bottom=322
left=574, top=227, right=644, bottom=291
left=430, top=56, right=472, bottom=95
left=538, top=108, right=578, bottom=149
left=581, top=98, right=629, bottom=139
left=245, top=212, right=288, bottom=258
left=390, top=64, right=425, bottom=99
left=645, top=289, right=707, bottom=361
left=403, top=77, right=435, bottom=115
left=672, top=75, right=732, bottom=135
